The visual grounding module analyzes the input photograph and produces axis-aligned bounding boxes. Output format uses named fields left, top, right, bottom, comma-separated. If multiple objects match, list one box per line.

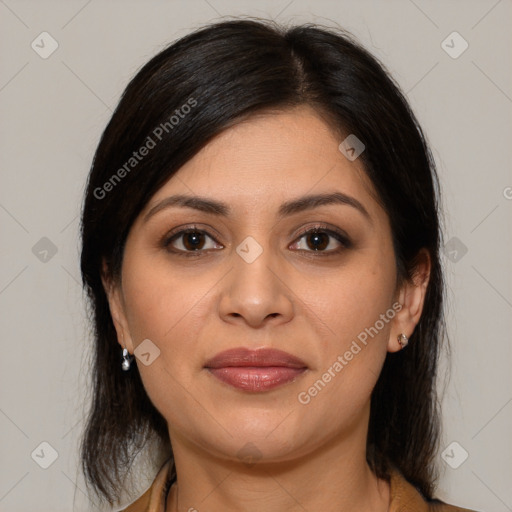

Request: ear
left=387, top=248, right=431, bottom=353
left=101, top=259, right=134, bottom=354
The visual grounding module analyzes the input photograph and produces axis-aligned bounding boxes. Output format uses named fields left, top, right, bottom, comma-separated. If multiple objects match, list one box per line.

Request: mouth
left=204, top=347, right=308, bottom=392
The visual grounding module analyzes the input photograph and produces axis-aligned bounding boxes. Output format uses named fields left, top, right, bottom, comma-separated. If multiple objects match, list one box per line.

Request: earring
left=397, top=333, right=409, bottom=349
left=121, top=347, right=134, bottom=371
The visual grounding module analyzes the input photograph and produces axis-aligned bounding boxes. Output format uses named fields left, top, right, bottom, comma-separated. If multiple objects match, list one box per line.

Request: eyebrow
left=143, top=191, right=372, bottom=224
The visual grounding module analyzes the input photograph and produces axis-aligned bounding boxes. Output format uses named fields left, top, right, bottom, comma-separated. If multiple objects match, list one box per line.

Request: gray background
left=1, top=1, right=511, bottom=511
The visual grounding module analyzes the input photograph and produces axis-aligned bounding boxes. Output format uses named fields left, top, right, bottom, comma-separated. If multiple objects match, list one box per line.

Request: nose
left=218, top=241, right=294, bottom=329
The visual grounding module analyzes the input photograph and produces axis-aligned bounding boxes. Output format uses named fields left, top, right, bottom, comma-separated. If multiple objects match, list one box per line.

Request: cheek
left=119, top=250, right=223, bottom=398
left=297, top=245, right=395, bottom=410
left=121, top=248, right=204, bottom=341
left=119, top=256, right=210, bottom=426
left=311, top=245, right=397, bottom=350
left=297, top=284, right=393, bottom=436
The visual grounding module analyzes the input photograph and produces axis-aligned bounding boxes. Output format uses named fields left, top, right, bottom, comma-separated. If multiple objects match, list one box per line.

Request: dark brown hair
left=80, top=18, right=446, bottom=506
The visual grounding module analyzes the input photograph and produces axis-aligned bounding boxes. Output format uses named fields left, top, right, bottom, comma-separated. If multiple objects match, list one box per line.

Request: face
left=105, top=105, right=426, bottom=464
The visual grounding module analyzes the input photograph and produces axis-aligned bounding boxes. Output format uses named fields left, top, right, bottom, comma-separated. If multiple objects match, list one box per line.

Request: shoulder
left=119, top=458, right=173, bottom=512
left=389, top=467, right=482, bottom=512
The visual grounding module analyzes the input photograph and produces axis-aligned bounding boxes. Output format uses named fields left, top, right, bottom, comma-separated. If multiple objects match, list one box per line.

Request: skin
left=103, top=105, right=431, bottom=512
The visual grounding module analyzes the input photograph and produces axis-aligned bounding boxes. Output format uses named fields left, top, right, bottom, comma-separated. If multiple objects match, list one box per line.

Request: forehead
left=145, top=106, right=381, bottom=219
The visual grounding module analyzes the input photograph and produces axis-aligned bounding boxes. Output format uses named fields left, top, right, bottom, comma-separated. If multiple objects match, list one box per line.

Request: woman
left=79, top=18, right=479, bottom=512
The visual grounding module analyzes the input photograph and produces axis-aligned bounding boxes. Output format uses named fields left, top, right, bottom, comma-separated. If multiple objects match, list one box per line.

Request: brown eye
left=304, top=231, right=330, bottom=251
left=181, top=231, right=206, bottom=251
left=291, top=227, right=350, bottom=254
left=164, top=228, right=223, bottom=255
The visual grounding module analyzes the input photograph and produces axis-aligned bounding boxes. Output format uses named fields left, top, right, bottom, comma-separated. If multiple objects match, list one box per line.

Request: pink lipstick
left=204, top=347, right=307, bottom=392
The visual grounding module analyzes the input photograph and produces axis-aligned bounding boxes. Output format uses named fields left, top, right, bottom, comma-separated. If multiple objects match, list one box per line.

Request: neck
left=165, top=409, right=389, bottom=512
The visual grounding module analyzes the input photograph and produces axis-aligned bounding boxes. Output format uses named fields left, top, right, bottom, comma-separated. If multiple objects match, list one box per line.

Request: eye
left=164, top=226, right=223, bottom=255
left=162, top=224, right=351, bottom=257
left=290, top=225, right=351, bottom=254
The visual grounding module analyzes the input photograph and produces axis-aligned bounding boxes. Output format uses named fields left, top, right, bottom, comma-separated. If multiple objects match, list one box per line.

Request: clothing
left=120, top=457, right=479, bottom=512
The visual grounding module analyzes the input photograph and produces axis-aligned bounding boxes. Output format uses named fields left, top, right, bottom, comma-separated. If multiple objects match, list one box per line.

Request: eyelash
left=161, top=224, right=352, bottom=259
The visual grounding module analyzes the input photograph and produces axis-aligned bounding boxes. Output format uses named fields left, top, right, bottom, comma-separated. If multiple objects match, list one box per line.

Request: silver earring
left=397, top=333, right=409, bottom=349
left=121, top=347, right=134, bottom=371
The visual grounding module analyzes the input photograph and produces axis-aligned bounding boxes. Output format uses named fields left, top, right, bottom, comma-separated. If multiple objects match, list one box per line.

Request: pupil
left=308, top=232, right=328, bottom=251
left=184, top=232, right=203, bottom=250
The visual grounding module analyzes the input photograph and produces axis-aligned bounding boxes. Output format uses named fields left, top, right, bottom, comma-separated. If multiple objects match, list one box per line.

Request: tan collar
left=120, top=458, right=476, bottom=512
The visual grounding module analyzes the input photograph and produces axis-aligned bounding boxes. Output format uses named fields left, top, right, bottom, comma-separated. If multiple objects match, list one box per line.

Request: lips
left=204, top=347, right=308, bottom=392
left=204, top=347, right=307, bottom=369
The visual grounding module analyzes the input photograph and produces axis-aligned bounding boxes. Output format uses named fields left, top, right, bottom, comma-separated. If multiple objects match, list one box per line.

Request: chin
left=191, top=421, right=312, bottom=463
